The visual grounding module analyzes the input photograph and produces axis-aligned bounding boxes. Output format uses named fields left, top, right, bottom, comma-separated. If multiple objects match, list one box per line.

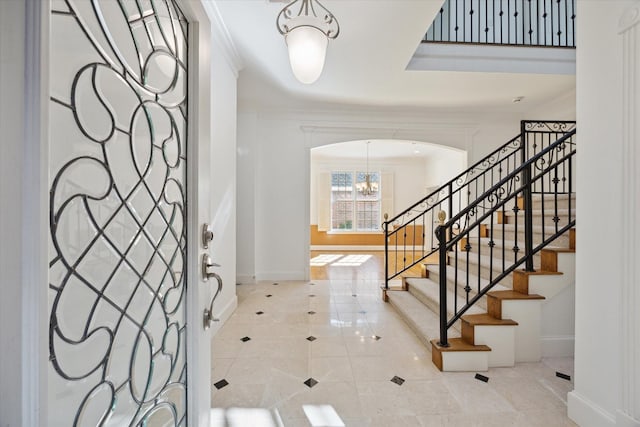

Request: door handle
left=202, top=254, right=222, bottom=329
left=202, top=254, right=220, bottom=282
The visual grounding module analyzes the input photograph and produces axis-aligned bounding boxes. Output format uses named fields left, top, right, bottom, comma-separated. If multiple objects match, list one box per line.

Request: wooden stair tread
left=430, top=337, right=491, bottom=352
left=487, top=290, right=545, bottom=300
left=461, top=313, right=518, bottom=326
left=542, top=247, right=576, bottom=254
left=514, top=269, right=563, bottom=276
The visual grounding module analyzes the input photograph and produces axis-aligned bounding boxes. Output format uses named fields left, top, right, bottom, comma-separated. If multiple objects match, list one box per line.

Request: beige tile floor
left=211, top=276, right=577, bottom=427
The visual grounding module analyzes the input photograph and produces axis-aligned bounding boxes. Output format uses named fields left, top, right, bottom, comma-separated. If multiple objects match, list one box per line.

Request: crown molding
left=201, top=0, right=244, bottom=77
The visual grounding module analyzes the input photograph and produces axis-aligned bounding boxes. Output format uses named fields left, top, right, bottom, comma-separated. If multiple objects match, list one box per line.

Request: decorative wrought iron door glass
left=48, top=0, right=189, bottom=425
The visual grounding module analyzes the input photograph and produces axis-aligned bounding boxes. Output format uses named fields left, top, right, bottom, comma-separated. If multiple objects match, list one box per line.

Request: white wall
left=465, top=122, right=521, bottom=165
left=236, top=113, right=257, bottom=283
left=423, top=147, right=469, bottom=188
left=236, top=109, right=524, bottom=282
left=568, top=1, right=638, bottom=427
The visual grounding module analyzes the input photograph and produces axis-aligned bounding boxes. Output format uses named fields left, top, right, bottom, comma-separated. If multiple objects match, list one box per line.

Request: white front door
left=46, top=0, right=209, bottom=425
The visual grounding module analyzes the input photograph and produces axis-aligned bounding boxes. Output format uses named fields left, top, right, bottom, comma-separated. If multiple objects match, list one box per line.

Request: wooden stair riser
left=431, top=338, right=490, bottom=372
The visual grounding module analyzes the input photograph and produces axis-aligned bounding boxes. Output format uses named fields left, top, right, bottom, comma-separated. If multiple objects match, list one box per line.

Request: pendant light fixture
left=276, top=0, right=340, bottom=84
left=356, top=141, right=378, bottom=196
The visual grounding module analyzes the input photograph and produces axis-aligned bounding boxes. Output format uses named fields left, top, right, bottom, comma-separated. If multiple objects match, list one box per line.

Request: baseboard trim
left=209, top=294, right=238, bottom=338
left=236, top=274, right=255, bottom=285
left=310, top=245, right=386, bottom=251
left=616, top=410, right=640, bottom=427
left=541, top=335, right=575, bottom=357
left=568, top=391, right=616, bottom=427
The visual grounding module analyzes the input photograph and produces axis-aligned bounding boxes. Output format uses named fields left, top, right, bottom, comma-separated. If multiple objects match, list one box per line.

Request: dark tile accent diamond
left=309, top=282, right=316, bottom=286
left=352, top=294, right=357, bottom=297
left=308, top=311, right=316, bottom=315
left=475, top=373, right=489, bottom=383
left=304, top=378, right=318, bottom=388
left=556, top=371, right=571, bottom=381
left=256, top=311, right=264, bottom=315
left=373, top=335, right=381, bottom=341
left=213, top=379, right=229, bottom=390
left=390, top=376, right=405, bottom=386
left=240, top=336, right=251, bottom=342
left=266, top=294, right=272, bottom=298
left=359, top=310, right=367, bottom=314
left=309, top=294, right=315, bottom=297
left=273, top=282, right=279, bottom=286
left=306, top=336, right=317, bottom=342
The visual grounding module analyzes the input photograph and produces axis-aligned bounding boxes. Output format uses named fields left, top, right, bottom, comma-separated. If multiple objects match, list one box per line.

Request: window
left=331, top=171, right=380, bottom=231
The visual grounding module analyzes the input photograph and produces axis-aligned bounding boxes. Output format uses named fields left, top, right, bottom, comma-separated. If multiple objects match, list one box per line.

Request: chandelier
left=276, top=0, right=340, bottom=84
left=355, top=141, right=378, bottom=196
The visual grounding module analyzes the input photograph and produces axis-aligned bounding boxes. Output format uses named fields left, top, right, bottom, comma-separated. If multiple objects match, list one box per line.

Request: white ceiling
left=214, top=0, right=576, bottom=112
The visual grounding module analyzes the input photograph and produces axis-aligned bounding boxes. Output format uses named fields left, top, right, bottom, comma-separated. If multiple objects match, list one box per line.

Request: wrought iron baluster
left=485, top=0, right=489, bottom=43
left=437, top=225, right=449, bottom=347
left=568, top=154, right=573, bottom=223
left=571, top=0, right=575, bottom=46
left=554, top=165, right=560, bottom=236
left=477, top=223, right=481, bottom=293
left=455, top=0, right=459, bottom=42
left=543, top=0, right=548, bottom=45
left=470, top=1, right=474, bottom=42
left=384, top=218, right=389, bottom=289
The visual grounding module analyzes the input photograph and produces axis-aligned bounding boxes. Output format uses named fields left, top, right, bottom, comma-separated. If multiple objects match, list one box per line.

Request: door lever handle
left=203, top=272, right=223, bottom=329
left=202, top=254, right=220, bottom=281
left=202, top=254, right=223, bottom=329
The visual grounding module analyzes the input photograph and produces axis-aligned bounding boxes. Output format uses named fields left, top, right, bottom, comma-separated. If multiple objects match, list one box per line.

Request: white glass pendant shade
left=285, top=26, right=328, bottom=84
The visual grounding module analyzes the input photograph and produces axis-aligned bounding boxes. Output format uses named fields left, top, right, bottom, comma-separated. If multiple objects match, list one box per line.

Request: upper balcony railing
left=424, top=0, right=576, bottom=48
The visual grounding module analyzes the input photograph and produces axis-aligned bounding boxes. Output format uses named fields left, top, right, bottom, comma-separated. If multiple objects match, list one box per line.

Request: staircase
left=382, top=121, right=576, bottom=372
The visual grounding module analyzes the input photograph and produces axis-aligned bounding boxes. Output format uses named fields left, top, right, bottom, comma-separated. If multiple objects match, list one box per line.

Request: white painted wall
left=525, top=88, right=576, bottom=120
left=567, top=2, right=638, bottom=427
left=236, top=109, right=523, bottom=282
left=423, top=147, right=469, bottom=187
left=465, top=122, right=521, bottom=165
